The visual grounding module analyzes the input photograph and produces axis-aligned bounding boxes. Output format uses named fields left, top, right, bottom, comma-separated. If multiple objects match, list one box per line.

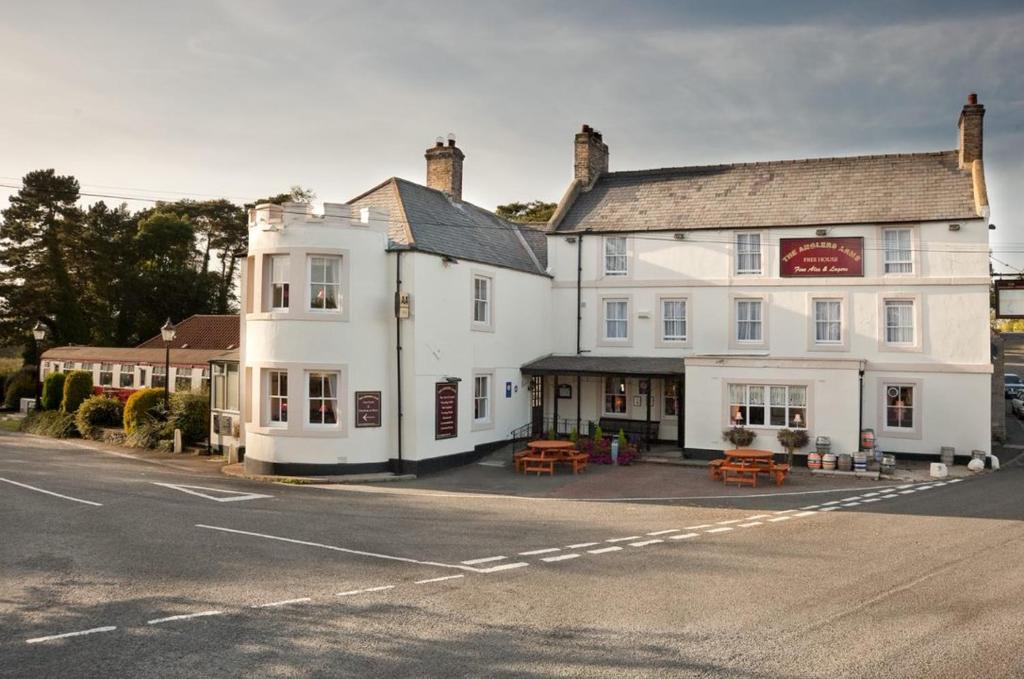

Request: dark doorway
left=530, top=376, right=544, bottom=437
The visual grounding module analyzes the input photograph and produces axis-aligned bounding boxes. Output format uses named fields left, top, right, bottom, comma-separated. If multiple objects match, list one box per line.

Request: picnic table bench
left=711, top=449, right=791, bottom=487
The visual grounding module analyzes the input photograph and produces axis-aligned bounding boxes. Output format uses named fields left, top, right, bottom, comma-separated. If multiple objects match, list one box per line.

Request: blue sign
left=505, top=381, right=512, bottom=398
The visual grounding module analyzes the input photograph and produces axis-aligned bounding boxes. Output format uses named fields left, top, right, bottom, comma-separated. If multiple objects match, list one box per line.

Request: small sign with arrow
left=355, top=391, right=382, bottom=428
left=152, top=483, right=273, bottom=503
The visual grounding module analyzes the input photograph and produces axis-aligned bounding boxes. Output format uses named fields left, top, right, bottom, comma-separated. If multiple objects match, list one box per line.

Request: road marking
left=337, top=585, right=394, bottom=596
left=0, top=477, right=102, bottom=507
left=768, top=516, right=793, bottom=522
left=793, top=511, right=817, bottom=517
left=26, top=626, right=116, bottom=644
left=519, top=548, right=560, bottom=556
left=461, top=556, right=506, bottom=565
left=715, top=519, right=744, bottom=525
left=800, top=505, right=820, bottom=510
left=669, top=532, right=700, bottom=540
left=774, top=509, right=796, bottom=515
left=841, top=502, right=862, bottom=507
left=588, top=546, right=622, bottom=554
left=196, top=524, right=474, bottom=572
left=629, top=539, right=664, bottom=547
left=152, top=483, right=272, bottom=503
left=542, top=553, right=581, bottom=562
left=932, top=482, right=947, bottom=487
left=745, top=514, right=772, bottom=520
left=647, top=529, right=680, bottom=535
left=839, top=497, right=862, bottom=502
left=861, top=492, right=879, bottom=497
left=705, top=527, right=734, bottom=533
left=896, top=484, right=913, bottom=489
left=821, top=501, right=840, bottom=506
left=415, top=575, right=464, bottom=584
left=948, top=479, right=963, bottom=483
left=684, top=524, right=713, bottom=530
left=738, top=521, right=763, bottom=527
left=899, top=490, right=916, bottom=495
left=819, top=507, right=839, bottom=512
left=566, top=542, right=600, bottom=548
left=881, top=494, right=899, bottom=499
left=477, top=562, right=529, bottom=573
left=252, top=598, right=311, bottom=608
left=862, top=498, right=882, bottom=503
left=606, top=536, right=642, bottom=543
left=147, top=611, right=222, bottom=625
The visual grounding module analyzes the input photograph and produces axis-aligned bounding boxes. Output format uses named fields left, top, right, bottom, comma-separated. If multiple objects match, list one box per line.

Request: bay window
left=268, top=370, right=288, bottom=424
left=307, top=371, right=339, bottom=425
left=267, top=255, right=290, bottom=310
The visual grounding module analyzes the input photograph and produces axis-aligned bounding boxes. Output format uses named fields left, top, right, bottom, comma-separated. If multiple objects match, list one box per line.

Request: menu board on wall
left=780, top=237, right=864, bottom=277
left=435, top=382, right=458, bottom=440
left=355, top=391, right=382, bottom=428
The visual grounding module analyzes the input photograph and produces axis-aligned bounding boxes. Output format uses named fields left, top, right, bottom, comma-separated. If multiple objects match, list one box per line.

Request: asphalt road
left=1, top=432, right=1022, bottom=678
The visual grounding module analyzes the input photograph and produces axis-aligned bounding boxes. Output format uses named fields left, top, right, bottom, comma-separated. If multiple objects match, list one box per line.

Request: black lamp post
left=32, top=322, right=47, bottom=410
left=160, top=318, right=176, bottom=413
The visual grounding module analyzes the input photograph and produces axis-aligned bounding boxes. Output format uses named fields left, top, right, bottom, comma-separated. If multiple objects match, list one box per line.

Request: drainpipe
left=858, top=361, right=865, bottom=447
left=576, top=233, right=583, bottom=433
left=395, top=251, right=404, bottom=474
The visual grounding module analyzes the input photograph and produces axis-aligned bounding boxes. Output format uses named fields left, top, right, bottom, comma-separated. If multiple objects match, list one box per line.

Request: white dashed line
left=588, top=546, right=623, bottom=554
left=606, top=536, right=642, bottom=543
left=542, top=553, right=581, bottom=562
left=768, top=516, right=793, bottom=522
left=821, top=501, right=840, bottom=506
left=566, top=542, right=599, bottom=549
left=415, top=575, right=464, bottom=584
left=896, top=484, right=913, bottom=489
left=252, top=598, right=311, bottom=608
left=26, top=627, right=116, bottom=644
left=715, top=519, right=744, bottom=525
left=705, top=527, right=734, bottom=534
left=147, top=611, right=222, bottom=625
left=793, top=511, right=817, bottom=517
left=948, top=479, right=963, bottom=483
left=669, top=532, right=700, bottom=540
left=461, top=556, right=506, bottom=565
left=477, top=562, right=529, bottom=573
left=684, top=524, right=713, bottom=529
left=774, top=509, right=796, bottom=515
left=932, top=482, right=948, bottom=487
left=841, top=502, right=862, bottom=507
left=881, top=494, right=899, bottom=499
left=800, top=505, right=820, bottom=510
left=861, top=492, right=879, bottom=497
left=819, top=507, right=839, bottom=512
left=629, top=539, right=664, bottom=547
left=647, top=529, right=680, bottom=536
left=337, top=585, right=395, bottom=596
left=862, top=498, right=882, bottom=503
left=839, top=497, right=862, bottom=502
left=744, top=514, right=772, bottom=520
left=738, top=521, right=762, bottom=527
left=899, top=490, right=916, bottom=495
left=519, top=548, right=560, bottom=556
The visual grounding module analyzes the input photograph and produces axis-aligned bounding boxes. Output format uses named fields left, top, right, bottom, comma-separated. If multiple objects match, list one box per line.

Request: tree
left=495, top=200, right=557, bottom=224
left=0, top=170, right=89, bottom=350
left=75, top=201, right=141, bottom=345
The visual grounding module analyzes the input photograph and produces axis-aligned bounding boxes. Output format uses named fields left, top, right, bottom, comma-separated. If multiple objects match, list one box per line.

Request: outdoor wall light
left=444, top=376, right=462, bottom=383
left=949, top=223, right=961, bottom=232
left=989, top=224, right=997, bottom=230
left=442, top=255, right=459, bottom=266
left=566, top=236, right=577, bottom=244
left=32, top=321, right=47, bottom=342
left=673, top=233, right=686, bottom=240
left=816, top=228, right=828, bottom=236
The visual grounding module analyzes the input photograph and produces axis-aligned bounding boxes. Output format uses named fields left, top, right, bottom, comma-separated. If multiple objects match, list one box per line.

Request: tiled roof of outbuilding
left=553, top=150, right=979, bottom=233
left=136, top=314, right=239, bottom=350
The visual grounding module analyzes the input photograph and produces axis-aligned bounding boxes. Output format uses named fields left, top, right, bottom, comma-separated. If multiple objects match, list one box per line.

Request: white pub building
left=239, top=94, right=993, bottom=475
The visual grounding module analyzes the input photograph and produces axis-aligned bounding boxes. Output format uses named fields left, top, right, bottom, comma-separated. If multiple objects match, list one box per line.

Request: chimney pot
left=957, top=92, right=985, bottom=169
left=574, top=124, right=609, bottom=186
left=968, top=92, right=978, bottom=105
left=425, top=135, right=465, bottom=201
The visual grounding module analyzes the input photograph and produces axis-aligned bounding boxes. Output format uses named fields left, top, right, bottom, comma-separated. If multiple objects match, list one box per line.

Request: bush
left=21, top=410, right=78, bottom=438
left=61, top=370, right=94, bottom=413
left=123, top=387, right=164, bottom=434
left=41, top=372, right=66, bottom=410
left=592, top=425, right=603, bottom=443
left=170, top=390, right=209, bottom=445
left=124, top=418, right=169, bottom=449
left=4, top=372, right=36, bottom=410
left=75, top=395, right=124, bottom=439
left=722, top=426, right=756, bottom=448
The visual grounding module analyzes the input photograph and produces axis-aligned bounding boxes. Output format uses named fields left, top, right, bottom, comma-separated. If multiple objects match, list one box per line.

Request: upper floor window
left=884, top=299, right=915, bottom=345
left=604, top=237, right=627, bottom=276
left=473, top=375, right=490, bottom=422
left=883, top=229, right=913, bottom=274
left=814, top=299, right=842, bottom=344
left=604, top=299, right=629, bottom=340
left=662, top=299, right=687, bottom=342
left=307, top=371, right=339, bottom=425
left=735, top=233, right=762, bottom=274
left=736, top=299, right=763, bottom=342
left=309, top=256, right=341, bottom=311
left=267, top=255, right=290, bottom=310
left=120, top=365, right=136, bottom=388
left=472, top=275, right=491, bottom=326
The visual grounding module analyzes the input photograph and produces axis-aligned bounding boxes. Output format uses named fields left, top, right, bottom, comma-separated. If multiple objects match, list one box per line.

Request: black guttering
left=394, top=250, right=404, bottom=474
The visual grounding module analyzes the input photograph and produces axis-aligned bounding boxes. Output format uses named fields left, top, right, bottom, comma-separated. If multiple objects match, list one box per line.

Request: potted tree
left=777, top=428, right=809, bottom=467
left=722, top=426, right=756, bottom=448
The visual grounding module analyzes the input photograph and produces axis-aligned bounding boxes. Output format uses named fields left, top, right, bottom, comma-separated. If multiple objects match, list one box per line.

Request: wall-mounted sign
left=435, top=382, right=458, bottom=439
left=557, top=384, right=572, bottom=400
left=355, top=391, right=382, bottom=428
left=395, top=291, right=411, bottom=319
left=780, top=237, right=864, bottom=277
left=995, top=279, right=1024, bottom=319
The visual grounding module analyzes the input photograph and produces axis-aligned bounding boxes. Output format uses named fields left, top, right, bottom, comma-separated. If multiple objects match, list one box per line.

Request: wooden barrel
left=822, top=453, right=837, bottom=471
left=807, top=452, right=822, bottom=470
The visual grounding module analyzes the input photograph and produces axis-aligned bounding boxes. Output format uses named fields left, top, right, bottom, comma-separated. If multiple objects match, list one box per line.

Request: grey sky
left=2, top=1, right=1022, bottom=268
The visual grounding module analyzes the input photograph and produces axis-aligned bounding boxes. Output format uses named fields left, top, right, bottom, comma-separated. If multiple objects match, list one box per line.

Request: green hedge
left=4, top=372, right=36, bottom=409
left=123, top=387, right=164, bottom=434
left=61, top=370, right=94, bottom=413
left=170, top=391, right=209, bottom=445
left=76, top=395, right=123, bottom=439
left=40, top=372, right=66, bottom=410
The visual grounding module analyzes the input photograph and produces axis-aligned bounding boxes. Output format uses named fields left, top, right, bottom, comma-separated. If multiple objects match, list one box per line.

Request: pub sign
left=780, top=237, right=864, bottom=277
left=435, top=382, right=458, bottom=440
left=355, top=391, right=382, bottom=428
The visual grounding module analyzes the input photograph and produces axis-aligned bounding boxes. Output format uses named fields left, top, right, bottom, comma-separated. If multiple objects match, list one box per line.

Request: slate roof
left=348, top=178, right=548, bottom=276
left=136, top=314, right=240, bottom=350
left=553, top=150, right=980, bottom=233
left=521, top=354, right=685, bottom=376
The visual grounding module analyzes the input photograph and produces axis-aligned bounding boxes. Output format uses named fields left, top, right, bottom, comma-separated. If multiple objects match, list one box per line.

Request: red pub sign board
left=435, top=382, right=458, bottom=440
left=779, top=237, right=864, bottom=277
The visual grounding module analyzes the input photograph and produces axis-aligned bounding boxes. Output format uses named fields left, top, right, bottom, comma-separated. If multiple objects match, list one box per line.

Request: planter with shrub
left=722, top=426, right=756, bottom=448
left=777, top=428, right=810, bottom=467
left=169, top=391, right=209, bottom=446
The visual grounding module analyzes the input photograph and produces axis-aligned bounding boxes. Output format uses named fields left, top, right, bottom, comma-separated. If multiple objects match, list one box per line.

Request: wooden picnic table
left=517, top=440, right=585, bottom=476
left=525, top=440, right=576, bottom=458
left=712, top=449, right=789, bottom=487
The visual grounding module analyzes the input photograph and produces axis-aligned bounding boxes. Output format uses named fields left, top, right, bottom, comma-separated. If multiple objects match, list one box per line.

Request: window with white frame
left=604, top=299, right=629, bottom=340
left=664, top=379, right=679, bottom=417
left=309, top=255, right=341, bottom=311
left=80, top=362, right=94, bottom=375
left=226, top=364, right=239, bottom=411
left=200, top=367, right=210, bottom=392
left=63, top=361, right=74, bottom=372
left=729, top=384, right=806, bottom=429
left=472, top=275, right=491, bottom=325
left=604, top=237, right=627, bottom=276
left=473, top=375, right=490, bottom=422
left=814, top=299, right=842, bottom=344
left=119, top=365, right=135, bottom=388
left=736, top=299, right=763, bottom=342
left=267, top=255, right=290, bottom=310
left=174, top=368, right=192, bottom=392
left=99, top=363, right=114, bottom=387
left=267, top=370, right=288, bottom=423
left=152, top=364, right=167, bottom=388
left=883, top=229, right=913, bottom=273
left=884, top=299, right=915, bottom=345
left=884, top=384, right=914, bottom=430
left=662, top=299, right=687, bottom=342
left=307, top=371, right=339, bottom=425
left=735, top=233, right=762, bottom=274
left=604, top=377, right=627, bottom=414
left=212, top=364, right=227, bottom=410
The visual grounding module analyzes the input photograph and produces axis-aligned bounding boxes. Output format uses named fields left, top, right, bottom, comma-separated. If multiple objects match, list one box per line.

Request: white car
left=1012, top=396, right=1024, bottom=418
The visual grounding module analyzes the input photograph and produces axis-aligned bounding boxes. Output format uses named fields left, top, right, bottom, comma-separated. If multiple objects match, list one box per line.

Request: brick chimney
left=958, top=92, right=985, bottom=169
left=425, top=134, right=464, bottom=201
left=574, top=124, right=609, bottom=187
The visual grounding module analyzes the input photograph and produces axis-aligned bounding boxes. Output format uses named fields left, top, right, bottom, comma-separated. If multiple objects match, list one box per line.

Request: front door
left=530, top=376, right=544, bottom=437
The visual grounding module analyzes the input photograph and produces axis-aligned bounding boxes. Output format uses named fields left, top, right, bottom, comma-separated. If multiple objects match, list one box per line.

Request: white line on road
left=841, top=502, right=862, bottom=507
left=588, top=546, right=622, bottom=554
left=647, top=529, right=680, bottom=535
left=861, top=498, right=882, bottom=503
left=745, top=514, right=772, bottom=520
left=793, top=511, right=817, bottom=517
left=715, top=519, right=744, bottom=525
left=705, top=527, right=734, bottom=533
left=477, top=562, right=530, bottom=573
left=252, top=598, right=311, bottom=608
left=147, top=611, right=222, bottom=625
left=669, top=532, right=700, bottom=540
left=196, top=524, right=475, bottom=572
left=629, top=539, right=664, bottom=547
left=461, top=556, right=506, bottom=565
left=738, top=521, right=762, bottom=527
left=519, top=548, right=560, bottom=556
left=606, top=536, right=642, bottom=542
left=819, top=507, right=839, bottom=512
left=896, top=484, right=913, bottom=489
left=768, top=516, right=793, bottom=522
left=26, top=626, right=116, bottom=644
left=542, top=553, right=581, bottom=562
left=861, top=492, right=879, bottom=497
left=821, top=501, right=840, bottom=506
left=881, top=494, right=899, bottom=499
left=839, top=497, right=862, bottom=502
left=899, top=490, right=916, bottom=495
left=415, top=575, right=464, bottom=584
left=566, top=542, right=600, bottom=548
left=948, top=479, right=964, bottom=483
left=774, top=509, right=796, bottom=515
left=800, top=505, right=820, bottom=510
left=684, top=524, right=713, bottom=529
left=0, top=477, right=102, bottom=507
left=337, top=585, right=395, bottom=596
left=152, top=482, right=272, bottom=503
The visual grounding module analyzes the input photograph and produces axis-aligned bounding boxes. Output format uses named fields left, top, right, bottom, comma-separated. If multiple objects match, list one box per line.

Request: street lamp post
left=32, top=322, right=47, bottom=410
left=160, top=318, right=176, bottom=414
